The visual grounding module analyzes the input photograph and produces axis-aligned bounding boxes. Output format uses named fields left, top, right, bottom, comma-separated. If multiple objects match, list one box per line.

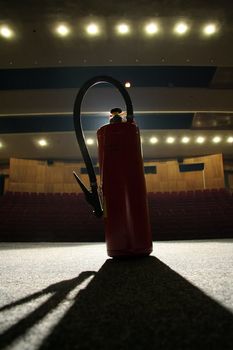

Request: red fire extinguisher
left=73, top=76, right=152, bottom=258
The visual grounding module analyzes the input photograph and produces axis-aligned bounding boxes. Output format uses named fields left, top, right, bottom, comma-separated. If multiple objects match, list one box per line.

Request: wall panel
left=7, top=154, right=225, bottom=193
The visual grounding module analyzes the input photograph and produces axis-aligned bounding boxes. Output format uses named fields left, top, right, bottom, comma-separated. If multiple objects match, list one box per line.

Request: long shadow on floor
left=1, top=257, right=233, bottom=349
left=0, top=271, right=96, bottom=349
left=40, top=257, right=233, bottom=349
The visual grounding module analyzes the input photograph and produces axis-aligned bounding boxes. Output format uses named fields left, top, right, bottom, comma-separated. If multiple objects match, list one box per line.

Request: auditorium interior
left=0, top=0, right=233, bottom=349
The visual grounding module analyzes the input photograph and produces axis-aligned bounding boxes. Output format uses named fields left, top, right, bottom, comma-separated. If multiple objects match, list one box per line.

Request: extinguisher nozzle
left=93, top=208, right=104, bottom=218
left=73, top=171, right=103, bottom=218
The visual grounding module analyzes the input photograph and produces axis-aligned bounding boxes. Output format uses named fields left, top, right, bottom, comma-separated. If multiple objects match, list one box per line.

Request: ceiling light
left=196, top=136, right=205, bottom=144
left=150, top=137, right=158, bottom=144
left=174, top=22, right=188, bottom=35
left=203, top=23, right=217, bottom=36
left=181, top=137, right=190, bottom=144
left=86, top=138, right=94, bottom=145
left=56, top=25, right=70, bottom=37
left=227, top=136, right=233, bottom=143
left=86, top=23, right=99, bottom=35
left=116, top=24, right=130, bottom=35
left=0, top=26, right=13, bottom=38
left=125, top=82, right=131, bottom=88
left=212, top=136, right=221, bottom=143
left=145, top=23, right=159, bottom=35
left=166, top=137, right=175, bottom=144
left=38, top=139, right=48, bottom=147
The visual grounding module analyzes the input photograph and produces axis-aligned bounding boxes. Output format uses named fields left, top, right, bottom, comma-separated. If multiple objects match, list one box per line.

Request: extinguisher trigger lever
left=73, top=171, right=103, bottom=218
left=73, top=171, right=89, bottom=195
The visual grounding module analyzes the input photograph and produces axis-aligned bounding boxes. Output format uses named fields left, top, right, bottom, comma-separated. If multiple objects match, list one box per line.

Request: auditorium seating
left=148, top=189, right=233, bottom=240
left=0, top=192, right=105, bottom=242
left=0, top=189, right=232, bottom=241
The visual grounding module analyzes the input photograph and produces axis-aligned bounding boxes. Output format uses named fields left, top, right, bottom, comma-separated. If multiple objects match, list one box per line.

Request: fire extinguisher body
left=97, top=122, right=153, bottom=257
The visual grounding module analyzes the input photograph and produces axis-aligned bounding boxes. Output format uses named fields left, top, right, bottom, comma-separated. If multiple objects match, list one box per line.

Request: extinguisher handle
left=73, top=75, right=134, bottom=217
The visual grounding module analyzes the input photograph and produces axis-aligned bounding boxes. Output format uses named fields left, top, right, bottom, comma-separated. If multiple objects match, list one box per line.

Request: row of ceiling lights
left=44, top=136, right=233, bottom=147
left=85, top=136, right=233, bottom=145
left=0, top=21, right=219, bottom=39
left=146, top=136, right=233, bottom=144
left=0, top=136, right=232, bottom=149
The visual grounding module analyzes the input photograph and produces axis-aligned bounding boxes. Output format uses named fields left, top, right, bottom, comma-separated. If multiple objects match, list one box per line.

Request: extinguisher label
left=103, top=196, right=107, bottom=218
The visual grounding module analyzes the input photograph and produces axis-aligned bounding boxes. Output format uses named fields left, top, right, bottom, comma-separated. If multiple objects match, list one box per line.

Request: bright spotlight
left=196, top=136, right=205, bottom=144
left=0, top=26, right=13, bottom=38
left=38, top=139, right=48, bottom=147
left=125, top=82, right=131, bottom=88
left=212, top=136, right=221, bottom=143
left=145, top=23, right=159, bottom=35
left=117, top=24, right=130, bottom=34
left=166, top=137, right=175, bottom=144
left=227, top=136, right=233, bottom=143
left=174, top=22, right=188, bottom=35
left=56, top=25, right=70, bottom=37
left=0, top=141, right=3, bottom=148
left=86, top=138, right=94, bottom=145
left=86, top=23, right=99, bottom=35
left=203, top=24, right=217, bottom=36
left=150, top=137, right=158, bottom=144
left=181, top=137, right=190, bottom=144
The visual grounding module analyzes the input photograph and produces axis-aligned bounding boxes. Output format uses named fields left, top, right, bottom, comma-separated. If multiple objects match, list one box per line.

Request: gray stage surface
left=0, top=240, right=233, bottom=349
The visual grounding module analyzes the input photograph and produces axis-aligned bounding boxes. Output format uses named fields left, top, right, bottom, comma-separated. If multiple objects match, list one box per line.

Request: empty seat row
left=0, top=189, right=232, bottom=241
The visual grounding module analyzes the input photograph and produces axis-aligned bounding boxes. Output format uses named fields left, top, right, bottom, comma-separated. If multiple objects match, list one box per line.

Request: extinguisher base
left=107, top=247, right=153, bottom=258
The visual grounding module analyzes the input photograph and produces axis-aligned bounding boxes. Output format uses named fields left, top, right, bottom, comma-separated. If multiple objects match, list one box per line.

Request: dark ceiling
left=0, top=0, right=232, bottom=20
left=0, top=66, right=217, bottom=89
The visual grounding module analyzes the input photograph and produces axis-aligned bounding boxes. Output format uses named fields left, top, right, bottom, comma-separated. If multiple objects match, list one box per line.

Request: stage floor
left=0, top=240, right=233, bottom=349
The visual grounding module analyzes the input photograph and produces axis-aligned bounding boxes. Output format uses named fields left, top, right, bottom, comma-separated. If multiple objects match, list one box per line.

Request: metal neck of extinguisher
left=73, top=75, right=134, bottom=217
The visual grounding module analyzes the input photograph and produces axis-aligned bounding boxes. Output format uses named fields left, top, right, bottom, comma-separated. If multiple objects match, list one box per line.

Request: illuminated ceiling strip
left=1, top=111, right=233, bottom=117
